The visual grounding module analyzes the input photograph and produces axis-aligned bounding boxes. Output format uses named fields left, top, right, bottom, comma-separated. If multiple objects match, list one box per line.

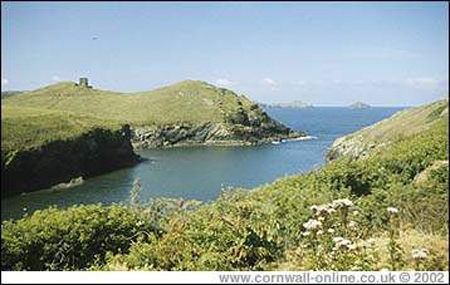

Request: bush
left=1, top=204, right=160, bottom=270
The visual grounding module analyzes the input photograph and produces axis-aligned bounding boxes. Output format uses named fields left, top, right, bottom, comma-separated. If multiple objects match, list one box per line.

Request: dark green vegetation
left=2, top=80, right=301, bottom=196
left=2, top=100, right=448, bottom=271
left=1, top=204, right=161, bottom=270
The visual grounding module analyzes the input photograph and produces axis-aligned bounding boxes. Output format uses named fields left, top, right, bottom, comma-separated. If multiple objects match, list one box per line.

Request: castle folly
left=75, top=77, right=92, bottom=88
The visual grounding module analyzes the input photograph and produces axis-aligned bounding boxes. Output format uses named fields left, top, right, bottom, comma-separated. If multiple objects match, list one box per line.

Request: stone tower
left=77, top=77, right=92, bottom=88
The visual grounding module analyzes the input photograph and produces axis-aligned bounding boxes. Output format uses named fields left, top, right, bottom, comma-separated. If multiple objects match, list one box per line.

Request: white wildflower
left=318, top=216, right=325, bottom=222
left=327, top=208, right=336, bottom=214
left=327, top=228, right=335, bottom=234
left=302, top=231, right=311, bottom=237
left=317, top=230, right=323, bottom=235
left=412, top=248, right=429, bottom=260
left=331, top=199, right=353, bottom=209
left=348, top=221, right=357, bottom=228
left=311, top=204, right=331, bottom=216
left=387, top=207, right=399, bottom=215
left=303, top=219, right=322, bottom=231
left=332, top=237, right=344, bottom=243
left=333, top=237, right=352, bottom=250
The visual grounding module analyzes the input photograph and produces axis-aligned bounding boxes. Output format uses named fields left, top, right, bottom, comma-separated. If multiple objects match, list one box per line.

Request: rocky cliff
left=1, top=128, right=140, bottom=198
left=131, top=106, right=302, bottom=148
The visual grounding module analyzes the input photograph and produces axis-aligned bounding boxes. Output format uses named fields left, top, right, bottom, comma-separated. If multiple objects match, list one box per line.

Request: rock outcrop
left=130, top=103, right=302, bottom=148
left=131, top=121, right=301, bottom=149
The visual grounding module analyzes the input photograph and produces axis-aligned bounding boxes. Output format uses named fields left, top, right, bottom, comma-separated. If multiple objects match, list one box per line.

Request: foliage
left=1, top=204, right=160, bottom=270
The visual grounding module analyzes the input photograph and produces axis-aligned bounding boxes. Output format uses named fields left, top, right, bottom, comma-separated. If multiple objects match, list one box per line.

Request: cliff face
left=1, top=128, right=140, bottom=198
left=327, top=100, right=449, bottom=161
left=131, top=104, right=302, bottom=148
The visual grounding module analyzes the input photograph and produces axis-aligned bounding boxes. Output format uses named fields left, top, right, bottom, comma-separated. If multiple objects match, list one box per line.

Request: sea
left=1, top=106, right=405, bottom=221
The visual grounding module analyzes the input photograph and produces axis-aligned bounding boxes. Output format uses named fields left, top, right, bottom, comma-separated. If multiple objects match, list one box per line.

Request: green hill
left=327, top=99, right=448, bottom=161
left=3, top=79, right=303, bottom=148
left=1, top=100, right=448, bottom=271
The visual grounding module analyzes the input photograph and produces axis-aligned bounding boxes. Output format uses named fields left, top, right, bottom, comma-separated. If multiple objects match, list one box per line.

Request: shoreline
left=131, top=134, right=311, bottom=150
left=4, top=134, right=310, bottom=200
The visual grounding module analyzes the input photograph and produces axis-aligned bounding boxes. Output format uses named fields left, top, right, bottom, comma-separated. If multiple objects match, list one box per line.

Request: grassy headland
left=2, top=80, right=301, bottom=149
left=3, top=80, right=289, bottom=126
left=1, top=80, right=301, bottom=196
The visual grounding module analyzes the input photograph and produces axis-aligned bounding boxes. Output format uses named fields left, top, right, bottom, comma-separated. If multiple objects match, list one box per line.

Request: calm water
left=1, top=107, right=404, bottom=220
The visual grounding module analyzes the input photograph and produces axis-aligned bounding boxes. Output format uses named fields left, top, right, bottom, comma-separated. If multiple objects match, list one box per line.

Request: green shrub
left=1, top=204, right=160, bottom=270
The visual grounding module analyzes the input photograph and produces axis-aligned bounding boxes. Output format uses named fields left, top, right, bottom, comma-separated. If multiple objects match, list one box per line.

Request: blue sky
left=1, top=2, right=448, bottom=106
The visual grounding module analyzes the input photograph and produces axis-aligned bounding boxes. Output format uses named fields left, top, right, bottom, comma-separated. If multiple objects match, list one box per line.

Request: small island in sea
left=349, top=101, right=371, bottom=109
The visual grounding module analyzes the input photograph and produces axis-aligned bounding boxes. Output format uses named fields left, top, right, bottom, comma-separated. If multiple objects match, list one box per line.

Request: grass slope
left=1, top=91, right=26, bottom=99
left=1, top=100, right=448, bottom=271
left=1, top=105, right=121, bottom=155
left=2, top=80, right=260, bottom=126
